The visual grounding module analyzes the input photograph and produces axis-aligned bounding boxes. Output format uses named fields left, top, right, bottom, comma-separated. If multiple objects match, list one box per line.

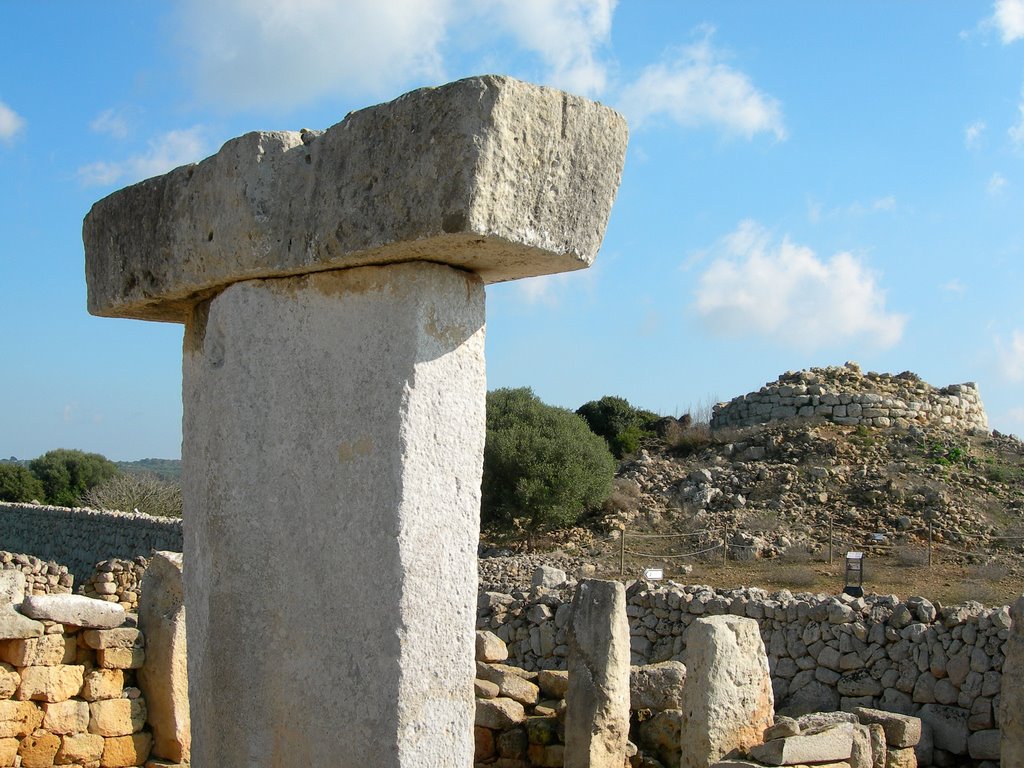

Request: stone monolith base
left=564, top=579, right=630, bottom=768
left=182, top=262, right=486, bottom=767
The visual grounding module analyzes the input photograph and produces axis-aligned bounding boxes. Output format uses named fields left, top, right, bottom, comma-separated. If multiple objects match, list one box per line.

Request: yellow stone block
left=0, top=737, right=18, bottom=767
left=89, top=699, right=146, bottom=738
left=101, top=732, right=152, bottom=768
left=96, top=649, right=144, bottom=671
left=0, top=700, right=44, bottom=738
left=79, top=671, right=124, bottom=703
left=55, top=731, right=105, bottom=764
left=16, top=666, right=85, bottom=703
left=18, top=729, right=61, bottom=768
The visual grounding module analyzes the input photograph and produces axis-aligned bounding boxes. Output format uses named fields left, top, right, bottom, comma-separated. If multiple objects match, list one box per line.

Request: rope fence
left=616, top=513, right=1024, bottom=577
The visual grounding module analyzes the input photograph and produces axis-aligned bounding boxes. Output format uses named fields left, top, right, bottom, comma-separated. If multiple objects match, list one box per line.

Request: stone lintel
left=83, top=75, right=628, bottom=323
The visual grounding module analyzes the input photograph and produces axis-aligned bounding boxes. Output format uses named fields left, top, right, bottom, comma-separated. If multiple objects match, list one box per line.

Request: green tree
left=576, top=395, right=660, bottom=458
left=83, top=471, right=183, bottom=518
left=0, top=464, right=45, bottom=502
left=482, top=388, right=615, bottom=541
left=28, top=449, right=120, bottom=507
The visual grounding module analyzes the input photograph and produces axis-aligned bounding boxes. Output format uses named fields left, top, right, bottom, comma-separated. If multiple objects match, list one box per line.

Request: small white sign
left=644, top=568, right=664, bottom=581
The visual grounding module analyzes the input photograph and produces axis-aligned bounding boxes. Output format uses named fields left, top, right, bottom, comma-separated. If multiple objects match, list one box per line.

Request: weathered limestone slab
left=564, top=579, right=630, bottom=768
left=1003, top=595, right=1024, bottom=765
left=475, top=630, right=508, bottom=663
left=84, top=75, right=628, bottom=322
left=82, top=627, right=143, bottom=650
left=137, top=551, right=188, bottom=763
left=0, top=635, right=75, bottom=666
left=19, top=594, right=125, bottom=629
left=748, top=722, right=854, bottom=765
left=680, top=615, right=774, bottom=768
left=84, top=75, right=626, bottom=768
left=42, top=699, right=90, bottom=734
left=850, top=706, right=921, bottom=748
left=16, top=665, right=84, bottom=703
left=630, top=660, right=686, bottom=711
left=0, top=572, right=43, bottom=640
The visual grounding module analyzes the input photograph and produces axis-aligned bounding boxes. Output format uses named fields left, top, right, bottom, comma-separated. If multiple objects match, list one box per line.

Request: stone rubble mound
left=0, top=552, right=73, bottom=596
left=78, top=557, right=149, bottom=612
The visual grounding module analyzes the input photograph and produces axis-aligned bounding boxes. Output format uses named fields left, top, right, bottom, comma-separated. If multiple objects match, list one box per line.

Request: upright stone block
left=680, top=615, right=774, bottom=768
left=83, top=75, right=627, bottom=768
left=1002, top=595, right=1024, bottom=765
left=137, top=552, right=188, bottom=763
left=564, top=579, right=630, bottom=768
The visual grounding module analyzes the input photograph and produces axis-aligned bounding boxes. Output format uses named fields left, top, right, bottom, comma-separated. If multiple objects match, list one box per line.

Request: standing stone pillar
left=1002, top=595, right=1024, bottom=764
left=83, top=75, right=627, bottom=768
left=565, top=579, right=631, bottom=768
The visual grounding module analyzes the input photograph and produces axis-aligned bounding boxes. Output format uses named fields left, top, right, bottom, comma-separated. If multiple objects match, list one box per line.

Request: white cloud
left=992, top=0, right=1024, bottom=43
left=618, top=30, right=785, bottom=139
left=484, top=0, right=615, bottom=97
left=988, top=171, right=1008, bottom=195
left=692, top=220, right=906, bottom=349
left=965, top=120, right=986, bottom=149
left=942, top=278, right=967, bottom=294
left=0, top=99, right=25, bottom=144
left=176, top=0, right=451, bottom=110
left=90, top=108, right=130, bottom=139
left=806, top=195, right=896, bottom=221
left=996, top=329, right=1024, bottom=381
left=1010, top=92, right=1024, bottom=147
left=78, top=127, right=209, bottom=187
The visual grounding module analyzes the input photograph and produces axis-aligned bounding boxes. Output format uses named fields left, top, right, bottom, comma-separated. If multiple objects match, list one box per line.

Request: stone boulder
left=19, top=594, right=124, bottom=629
left=630, top=661, right=686, bottom=711
left=680, top=615, right=774, bottom=768
left=0, top=572, right=43, bottom=639
left=748, top=721, right=854, bottom=765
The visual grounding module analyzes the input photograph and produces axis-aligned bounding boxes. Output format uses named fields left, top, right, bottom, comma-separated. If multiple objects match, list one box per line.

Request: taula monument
left=82, top=75, right=628, bottom=766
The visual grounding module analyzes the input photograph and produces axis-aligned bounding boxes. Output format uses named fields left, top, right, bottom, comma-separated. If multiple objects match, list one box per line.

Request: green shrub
left=28, top=449, right=120, bottom=507
left=576, top=395, right=660, bottom=458
left=0, top=464, right=45, bottom=503
left=483, top=388, right=615, bottom=540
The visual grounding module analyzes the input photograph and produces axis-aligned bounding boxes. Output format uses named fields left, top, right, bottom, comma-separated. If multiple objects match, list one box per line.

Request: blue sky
left=2, top=1, right=1024, bottom=461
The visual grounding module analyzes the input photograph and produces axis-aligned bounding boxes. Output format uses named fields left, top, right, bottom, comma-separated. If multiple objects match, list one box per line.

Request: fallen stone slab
left=748, top=722, right=854, bottom=766
left=19, top=594, right=125, bottom=629
left=850, top=706, right=921, bottom=748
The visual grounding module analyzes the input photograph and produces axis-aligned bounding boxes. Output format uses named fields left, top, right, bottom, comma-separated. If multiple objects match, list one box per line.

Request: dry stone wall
left=1, top=554, right=73, bottom=596
left=0, top=504, right=181, bottom=586
left=477, top=578, right=1008, bottom=765
left=711, top=363, right=989, bottom=433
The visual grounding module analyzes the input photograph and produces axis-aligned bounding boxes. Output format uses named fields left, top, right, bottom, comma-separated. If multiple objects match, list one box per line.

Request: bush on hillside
left=483, top=388, right=615, bottom=541
left=0, top=464, right=45, bottom=503
left=28, top=449, right=120, bottom=507
left=576, top=395, right=661, bottom=458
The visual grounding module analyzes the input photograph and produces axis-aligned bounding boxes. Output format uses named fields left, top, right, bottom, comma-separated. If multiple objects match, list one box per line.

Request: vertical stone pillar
left=564, top=579, right=631, bottom=768
left=83, top=75, right=627, bottom=767
left=1001, top=595, right=1024, bottom=765
left=183, top=264, right=484, bottom=765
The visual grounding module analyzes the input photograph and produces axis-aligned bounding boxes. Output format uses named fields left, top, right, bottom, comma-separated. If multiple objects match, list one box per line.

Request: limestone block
left=868, top=724, right=886, bottom=768
left=1002, top=595, right=1024, bottom=765
left=565, top=579, right=631, bottom=768
left=16, top=665, right=84, bottom=703
left=0, top=635, right=76, bottom=667
left=474, top=679, right=499, bottom=699
left=81, top=629, right=142, bottom=651
left=474, top=725, right=495, bottom=761
left=475, top=698, right=525, bottom=729
left=19, top=596, right=124, bottom=630
left=0, top=573, right=25, bottom=606
left=83, top=75, right=628, bottom=322
left=0, top=573, right=44, bottom=639
left=0, top=737, right=16, bottom=768
left=884, top=746, right=917, bottom=768
left=0, top=664, right=18, bottom=700
left=476, top=664, right=540, bottom=706
left=850, top=707, right=921, bottom=748
left=89, top=699, right=147, bottom=737
left=100, top=732, right=152, bottom=768
left=43, top=699, right=89, bottom=735
left=630, top=661, right=686, bottom=711
left=848, top=723, right=873, bottom=768
left=537, top=670, right=569, bottom=700
left=749, top=722, right=854, bottom=765
left=55, top=732, right=105, bottom=764
left=680, top=615, right=774, bottom=768
left=532, top=566, right=568, bottom=590
left=968, top=728, right=1000, bottom=759
left=135, top=552, right=187, bottom=763
left=476, top=631, right=508, bottom=663
left=96, top=648, right=144, bottom=670
left=18, top=729, right=61, bottom=768
left=0, top=700, right=43, bottom=738
left=80, top=670, right=124, bottom=702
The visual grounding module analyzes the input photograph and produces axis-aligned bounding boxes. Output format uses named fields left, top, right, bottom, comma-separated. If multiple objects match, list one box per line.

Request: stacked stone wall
left=0, top=504, right=181, bottom=586
left=1, top=623, right=153, bottom=767
left=711, top=364, right=989, bottom=433
left=0, top=554, right=73, bottom=596
left=478, top=581, right=1007, bottom=765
